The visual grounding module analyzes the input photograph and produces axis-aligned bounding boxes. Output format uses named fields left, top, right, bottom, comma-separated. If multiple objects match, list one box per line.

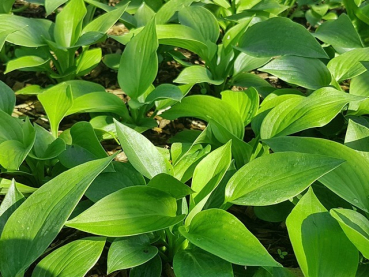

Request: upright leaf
left=118, top=18, right=158, bottom=99
left=330, top=208, right=369, bottom=259
left=32, top=237, right=106, bottom=277
left=115, top=120, right=173, bottom=179
left=0, top=156, right=114, bottom=277
left=54, top=0, right=87, bottom=47
left=0, top=81, right=15, bottom=115
left=44, top=0, right=68, bottom=15
left=0, top=180, right=24, bottom=235
left=286, top=188, right=358, bottom=277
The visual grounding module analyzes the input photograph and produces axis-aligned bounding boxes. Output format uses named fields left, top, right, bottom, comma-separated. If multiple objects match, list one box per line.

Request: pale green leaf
left=0, top=81, right=15, bottom=115
left=174, top=65, right=223, bottom=85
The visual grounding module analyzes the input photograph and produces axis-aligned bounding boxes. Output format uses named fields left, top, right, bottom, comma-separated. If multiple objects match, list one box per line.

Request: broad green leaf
left=348, top=71, right=369, bottom=115
left=178, top=6, right=219, bottom=43
left=0, top=114, right=35, bottom=170
left=130, top=254, right=162, bottom=277
left=86, top=161, right=145, bottom=202
left=38, top=85, right=73, bottom=137
left=233, top=52, right=271, bottom=75
left=67, top=91, right=129, bottom=119
left=221, top=88, right=259, bottom=126
left=191, top=141, right=232, bottom=207
left=330, top=208, right=369, bottom=259
left=260, top=87, right=363, bottom=139
left=327, top=48, right=369, bottom=82
left=145, top=84, right=183, bottom=103
left=0, top=179, right=37, bottom=195
left=225, top=152, right=343, bottom=206
left=162, top=95, right=244, bottom=139
left=259, top=56, right=331, bottom=90
left=254, top=201, right=294, bottom=223
left=5, top=56, right=49, bottom=74
left=54, top=0, right=87, bottom=47
left=173, top=245, right=233, bottom=277
left=174, top=65, right=223, bottom=85
left=29, top=124, right=66, bottom=160
left=107, top=235, right=158, bottom=273
left=0, top=81, right=15, bottom=115
left=66, top=186, right=185, bottom=236
left=286, top=188, right=358, bottom=277
left=0, top=15, right=53, bottom=47
left=231, top=72, right=274, bottom=98
left=223, top=18, right=253, bottom=54
left=118, top=18, right=158, bottom=99
left=179, top=209, right=280, bottom=267
left=0, top=156, right=114, bottom=277
left=0, top=180, right=24, bottom=235
left=264, top=136, right=369, bottom=212
left=44, top=0, right=68, bottom=15
left=147, top=173, right=193, bottom=199
left=82, top=3, right=128, bottom=34
left=75, top=48, right=101, bottom=76
left=0, top=0, right=15, bottom=13
left=115, top=120, right=173, bottom=179
left=314, top=14, right=363, bottom=52
left=345, top=119, right=369, bottom=158
left=32, top=237, right=106, bottom=277
left=135, top=3, right=155, bottom=27
left=155, top=0, right=194, bottom=24
left=238, top=17, right=328, bottom=58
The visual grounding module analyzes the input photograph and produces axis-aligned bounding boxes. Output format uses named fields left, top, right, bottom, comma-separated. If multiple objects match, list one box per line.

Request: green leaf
left=345, top=119, right=369, bottom=158
left=145, top=84, right=183, bottom=103
left=44, top=0, right=68, bottom=15
left=0, top=81, right=15, bottom=115
left=115, top=120, right=173, bottom=179
left=162, top=95, right=244, bottom=139
left=0, top=0, right=15, bottom=13
left=66, top=186, right=185, bottom=236
left=330, top=208, right=369, bottom=259
left=174, top=65, right=223, bottom=85
left=314, top=14, right=363, bottom=52
left=259, top=56, right=331, bottom=90
left=0, top=156, right=114, bottom=277
left=5, top=56, right=49, bottom=74
left=327, top=48, right=369, bottom=82
left=179, top=209, right=280, bottom=267
left=54, top=0, right=87, bottom=47
left=221, top=88, right=259, bottom=126
left=178, top=6, right=219, bottom=43
left=173, top=245, right=233, bottom=277
left=0, top=180, right=24, bottom=235
left=225, top=152, right=343, bottom=206
left=260, top=87, right=363, bottom=139
left=82, top=3, right=128, bottom=34
left=0, top=114, right=35, bottom=170
left=86, top=161, right=145, bottom=202
left=191, top=141, right=232, bottom=208
left=0, top=15, right=53, bottom=47
left=38, top=85, right=73, bottom=137
left=147, top=173, right=193, bottom=199
left=76, top=48, right=101, bottom=76
left=118, top=18, right=158, bottom=99
left=238, top=17, right=328, bottom=58
left=29, top=124, right=66, bottom=160
left=32, top=237, right=106, bottom=277
left=233, top=52, right=270, bottom=75
left=155, top=0, right=195, bottom=24
left=223, top=18, right=253, bottom=54
left=0, top=179, right=37, bottom=195
left=286, top=188, right=358, bottom=277
left=135, top=3, right=155, bottom=27
left=130, top=254, right=162, bottom=277
left=264, top=136, right=369, bottom=212
left=107, top=235, right=158, bottom=273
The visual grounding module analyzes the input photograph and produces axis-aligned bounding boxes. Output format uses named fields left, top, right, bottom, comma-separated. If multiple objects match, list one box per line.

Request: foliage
left=1, top=0, right=369, bottom=276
